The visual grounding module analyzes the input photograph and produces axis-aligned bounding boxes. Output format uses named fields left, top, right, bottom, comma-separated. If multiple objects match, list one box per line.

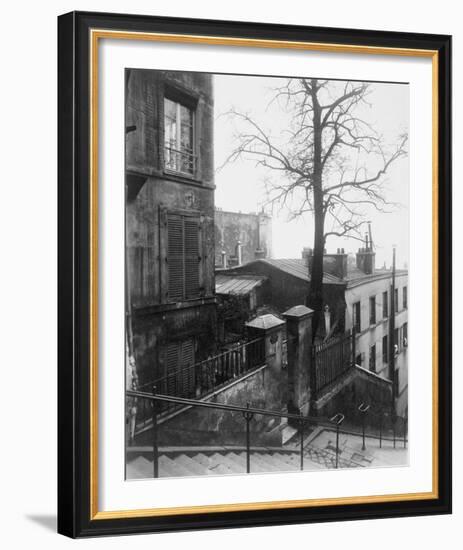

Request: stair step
left=253, top=452, right=295, bottom=472
left=126, top=456, right=153, bottom=479
left=209, top=453, right=240, bottom=474
left=173, top=454, right=209, bottom=476
left=159, top=455, right=192, bottom=478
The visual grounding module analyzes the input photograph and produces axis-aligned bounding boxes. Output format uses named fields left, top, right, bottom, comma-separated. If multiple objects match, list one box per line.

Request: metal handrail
left=126, top=390, right=408, bottom=478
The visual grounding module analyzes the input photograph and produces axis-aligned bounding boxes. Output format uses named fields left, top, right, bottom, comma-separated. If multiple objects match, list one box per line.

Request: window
left=403, top=285, right=408, bottom=309
left=167, top=213, right=200, bottom=301
left=369, top=344, right=376, bottom=372
left=382, top=334, right=388, bottom=363
left=164, top=338, right=195, bottom=397
left=353, top=301, right=361, bottom=333
left=164, top=97, right=195, bottom=175
left=394, top=288, right=399, bottom=312
left=356, top=353, right=363, bottom=366
left=402, top=322, right=408, bottom=347
left=382, top=290, right=388, bottom=318
left=394, top=327, right=399, bottom=352
left=369, top=296, right=376, bottom=325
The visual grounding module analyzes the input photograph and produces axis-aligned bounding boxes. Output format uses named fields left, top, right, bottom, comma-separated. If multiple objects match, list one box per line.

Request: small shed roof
left=215, top=274, right=266, bottom=296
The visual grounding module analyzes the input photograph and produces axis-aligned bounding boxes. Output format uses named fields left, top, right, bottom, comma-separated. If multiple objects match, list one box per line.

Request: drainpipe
left=389, top=246, right=396, bottom=416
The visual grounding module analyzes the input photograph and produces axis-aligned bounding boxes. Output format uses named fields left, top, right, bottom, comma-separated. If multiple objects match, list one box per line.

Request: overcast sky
left=213, top=74, right=409, bottom=269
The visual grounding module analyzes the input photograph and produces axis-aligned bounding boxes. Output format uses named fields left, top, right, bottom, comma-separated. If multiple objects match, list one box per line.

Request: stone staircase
left=127, top=425, right=408, bottom=480
left=127, top=446, right=324, bottom=479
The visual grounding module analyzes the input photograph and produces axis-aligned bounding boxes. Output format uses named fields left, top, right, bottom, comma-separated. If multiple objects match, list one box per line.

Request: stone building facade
left=214, top=209, right=272, bottom=268
left=125, top=69, right=217, bottom=391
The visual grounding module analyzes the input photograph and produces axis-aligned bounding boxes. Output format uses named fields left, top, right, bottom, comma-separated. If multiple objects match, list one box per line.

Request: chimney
left=236, top=240, right=242, bottom=266
left=221, top=249, right=227, bottom=268
left=301, top=247, right=347, bottom=279
left=356, top=230, right=375, bottom=275
left=301, top=247, right=313, bottom=267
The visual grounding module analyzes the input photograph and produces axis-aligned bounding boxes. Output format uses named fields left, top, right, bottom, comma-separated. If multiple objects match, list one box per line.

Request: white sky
left=213, top=74, right=409, bottom=269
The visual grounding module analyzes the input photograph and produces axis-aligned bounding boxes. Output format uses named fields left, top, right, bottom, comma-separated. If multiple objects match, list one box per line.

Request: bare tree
left=222, top=78, right=408, bottom=338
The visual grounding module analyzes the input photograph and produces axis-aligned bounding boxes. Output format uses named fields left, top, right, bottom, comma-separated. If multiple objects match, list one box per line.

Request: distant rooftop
left=218, top=258, right=407, bottom=288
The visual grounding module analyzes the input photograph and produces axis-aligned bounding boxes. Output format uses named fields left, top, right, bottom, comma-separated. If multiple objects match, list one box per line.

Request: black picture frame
left=58, top=11, right=452, bottom=538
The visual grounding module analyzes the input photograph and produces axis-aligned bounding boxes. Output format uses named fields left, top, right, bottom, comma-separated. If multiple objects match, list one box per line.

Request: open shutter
left=184, top=218, right=200, bottom=299
left=167, top=214, right=184, bottom=300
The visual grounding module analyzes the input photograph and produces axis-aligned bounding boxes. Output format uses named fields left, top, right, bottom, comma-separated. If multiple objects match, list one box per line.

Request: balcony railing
left=136, top=337, right=266, bottom=420
left=164, top=146, right=196, bottom=176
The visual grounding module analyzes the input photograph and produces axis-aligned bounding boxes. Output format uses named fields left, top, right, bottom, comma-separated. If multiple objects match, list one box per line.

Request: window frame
left=382, top=290, right=388, bottom=318
left=353, top=301, right=361, bottom=333
left=369, top=295, right=376, bottom=326
left=163, top=93, right=197, bottom=177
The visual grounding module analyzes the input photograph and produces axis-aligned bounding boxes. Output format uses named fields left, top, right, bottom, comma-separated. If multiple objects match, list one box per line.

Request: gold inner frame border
left=89, top=28, right=439, bottom=521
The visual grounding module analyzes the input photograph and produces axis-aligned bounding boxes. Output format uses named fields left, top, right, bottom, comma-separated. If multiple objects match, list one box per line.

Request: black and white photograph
left=125, top=69, right=410, bottom=479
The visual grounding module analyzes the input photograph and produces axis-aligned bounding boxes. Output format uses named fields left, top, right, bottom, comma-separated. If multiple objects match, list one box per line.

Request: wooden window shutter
left=167, top=214, right=184, bottom=300
left=184, top=218, right=200, bottom=299
left=166, top=342, right=180, bottom=395
left=179, top=339, right=195, bottom=396
left=166, top=213, right=200, bottom=301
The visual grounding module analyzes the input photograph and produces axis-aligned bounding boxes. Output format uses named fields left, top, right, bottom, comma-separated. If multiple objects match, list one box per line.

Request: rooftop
left=218, top=258, right=407, bottom=288
left=215, top=274, right=266, bottom=296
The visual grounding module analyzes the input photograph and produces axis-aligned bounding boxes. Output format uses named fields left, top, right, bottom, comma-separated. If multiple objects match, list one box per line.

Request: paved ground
left=306, top=427, right=408, bottom=468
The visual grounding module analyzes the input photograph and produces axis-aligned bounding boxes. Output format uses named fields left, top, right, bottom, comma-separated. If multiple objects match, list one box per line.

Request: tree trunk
left=308, top=80, right=324, bottom=341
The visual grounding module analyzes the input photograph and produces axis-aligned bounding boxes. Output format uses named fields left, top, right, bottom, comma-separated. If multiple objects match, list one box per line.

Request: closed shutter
left=166, top=213, right=200, bottom=301
left=167, top=215, right=184, bottom=300
left=184, top=219, right=200, bottom=299
left=166, top=342, right=180, bottom=395
left=163, top=339, right=195, bottom=397
left=179, top=339, right=195, bottom=396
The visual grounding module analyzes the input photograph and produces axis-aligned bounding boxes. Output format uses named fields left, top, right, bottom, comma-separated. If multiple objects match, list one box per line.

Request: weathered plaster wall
left=313, top=366, right=393, bottom=429
left=125, top=69, right=217, bottom=386
left=215, top=210, right=272, bottom=266
left=142, top=365, right=288, bottom=447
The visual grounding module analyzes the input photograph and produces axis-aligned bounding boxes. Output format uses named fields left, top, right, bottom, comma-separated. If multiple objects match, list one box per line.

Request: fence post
left=152, top=385, right=159, bottom=478
left=358, top=403, right=370, bottom=451
left=245, top=314, right=286, bottom=414
left=282, top=306, right=314, bottom=422
left=243, top=402, right=254, bottom=474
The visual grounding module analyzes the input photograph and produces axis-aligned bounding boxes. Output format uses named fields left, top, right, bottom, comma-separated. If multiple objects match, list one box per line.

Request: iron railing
left=126, top=390, right=408, bottom=478
left=137, top=337, right=266, bottom=419
left=164, top=146, right=196, bottom=176
left=312, top=331, right=352, bottom=393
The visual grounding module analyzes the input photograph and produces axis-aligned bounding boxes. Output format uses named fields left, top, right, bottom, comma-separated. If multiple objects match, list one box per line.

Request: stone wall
left=137, top=365, right=288, bottom=447
left=313, top=365, right=393, bottom=429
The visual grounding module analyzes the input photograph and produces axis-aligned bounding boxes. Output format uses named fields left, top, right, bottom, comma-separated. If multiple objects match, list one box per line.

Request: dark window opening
left=383, top=290, right=388, bottom=318
left=403, top=286, right=408, bottom=309
left=353, top=301, right=361, bottom=333
left=369, top=296, right=376, bottom=325
left=382, top=334, right=388, bottom=363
